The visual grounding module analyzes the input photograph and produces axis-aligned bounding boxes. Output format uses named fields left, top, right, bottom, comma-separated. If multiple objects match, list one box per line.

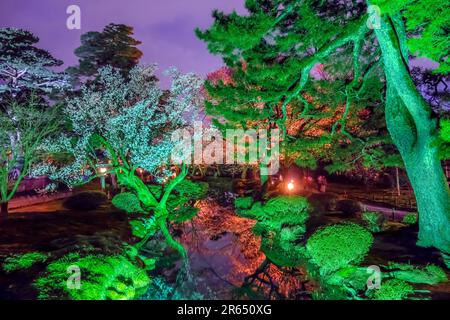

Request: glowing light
left=98, top=167, right=108, bottom=175
left=287, top=180, right=295, bottom=191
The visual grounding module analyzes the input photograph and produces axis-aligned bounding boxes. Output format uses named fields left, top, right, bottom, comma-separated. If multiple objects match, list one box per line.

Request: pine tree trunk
left=375, top=16, right=450, bottom=254
left=1, top=202, right=8, bottom=220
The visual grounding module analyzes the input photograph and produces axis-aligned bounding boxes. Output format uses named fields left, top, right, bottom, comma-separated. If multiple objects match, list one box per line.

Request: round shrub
left=387, top=262, right=448, bottom=285
left=336, top=199, right=363, bottom=216
left=63, top=192, right=108, bottom=211
left=402, top=212, right=418, bottom=225
left=112, top=192, right=144, bottom=214
left=373, top=279, right=414, bottom=300
left=263, top=196, right=310, bottom=217
left=362, top=211, right=386, bottom=233
left=34, top=253, right=150, bottom=300
left=306, top=223, right=373, bottom=275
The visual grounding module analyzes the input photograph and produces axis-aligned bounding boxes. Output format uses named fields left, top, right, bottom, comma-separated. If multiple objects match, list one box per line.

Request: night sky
left=0, top=0, right=246, bottom=87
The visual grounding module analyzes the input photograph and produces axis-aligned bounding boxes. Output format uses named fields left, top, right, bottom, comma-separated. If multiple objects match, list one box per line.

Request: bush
left=402, top=212, right=418, bottom=225
left=34, top=253, right=150, bottom=300
left=63, top=192, right=108, bottom=211
left=387, top=262, right=448, bottom=285
left=372, top=279, right=414, bottom=300
left=112, top=192, right=145, bottom=214
left=336, top=199, right=362, bottom=216
left=307, top=193, right=339, bottom=212
left=236, top=196, right=310, bottom=267
left=3, top=252, right=48, bottom=273
left=173, top=180, right=209, bottom=200
left=362, top=211, right=386, bottom=233
left=306, top=223, right=373, bottom=275
left=263, top=196, right=310, bottom=217
left=234, top=197, right=254, bottom=210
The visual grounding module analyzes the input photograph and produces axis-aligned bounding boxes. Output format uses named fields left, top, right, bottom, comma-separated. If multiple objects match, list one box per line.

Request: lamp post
left=97, top=165, right=109, bottom=192
left=287, top=179, right=295, bottom=195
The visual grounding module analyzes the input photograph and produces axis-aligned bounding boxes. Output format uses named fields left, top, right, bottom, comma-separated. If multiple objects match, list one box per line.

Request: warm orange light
left=287, top=180, right=294, bottom=191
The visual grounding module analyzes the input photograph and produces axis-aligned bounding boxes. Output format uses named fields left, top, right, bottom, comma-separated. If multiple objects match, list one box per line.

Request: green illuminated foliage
left=0, top=97, right=62, bottom=218
left=234, top=196, right=254, bottom=211
left=34, top=253, right=150, bottom=300
left=362, top=211, right=386, bottom=233
left=237, top=196, right=310, bottom=267
left=2, top=252, right=48, bottom=273
left=306, top=223, right=373, bottom=275
left=372, top=279, right=414, bottom=300
left=387, top=263, right=447, bottom=285
left=402, top=212, right=418, bottom=225
left=112, top=192, right=145, bottom=214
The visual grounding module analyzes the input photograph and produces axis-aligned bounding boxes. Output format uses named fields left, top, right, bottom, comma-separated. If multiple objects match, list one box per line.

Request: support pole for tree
left=395, top=167, right=401, bottom=197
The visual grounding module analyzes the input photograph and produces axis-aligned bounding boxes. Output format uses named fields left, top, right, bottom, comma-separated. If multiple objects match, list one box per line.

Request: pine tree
left=0, top=28, right=69, bottom=101
left=197, top=0, right=450, bottom=255
left=68, top=23, right=143, bottom=79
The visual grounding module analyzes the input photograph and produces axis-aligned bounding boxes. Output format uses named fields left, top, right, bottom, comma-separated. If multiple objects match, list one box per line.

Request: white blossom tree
left=33, top=65, right=203, bottom=259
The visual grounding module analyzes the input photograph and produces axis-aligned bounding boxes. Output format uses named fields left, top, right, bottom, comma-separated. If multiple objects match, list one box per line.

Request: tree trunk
left=375, top=15, right=450, bottom=254
left=1, top=202, right=8, bottom=220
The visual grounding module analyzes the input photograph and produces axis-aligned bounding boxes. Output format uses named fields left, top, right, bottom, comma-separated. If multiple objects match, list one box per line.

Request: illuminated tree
left=33, top=65, right=203, bottom=259
left=198, top=0, right=450, bottom=255
left=0, top=97, right=61, bottom=218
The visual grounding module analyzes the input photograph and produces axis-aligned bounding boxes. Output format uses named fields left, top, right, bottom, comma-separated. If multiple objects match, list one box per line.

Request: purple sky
left=0, top=0, right=246, bottom=87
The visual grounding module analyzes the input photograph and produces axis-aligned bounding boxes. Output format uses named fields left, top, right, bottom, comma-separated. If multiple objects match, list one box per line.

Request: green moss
left=362, top=211, right=386, bottom=233
left=34, top=253, right=150, bottom=300
left=306, top=223, right=373, bottom=275
left=372, top=279, right=414, bottom=300
left=2, top=252, right=48, bottom=273
left=402, top=212, right=418, bottom=225
left=112, top=192, right=145, bottom=214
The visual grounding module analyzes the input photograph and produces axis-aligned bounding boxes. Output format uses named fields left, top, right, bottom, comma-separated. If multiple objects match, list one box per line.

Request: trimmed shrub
left=373, top=279, right=414, bottom=300
left=402, top=212, right=418, bottom=225
left=336, top=199, right=362, bottom=216
left=34, top=253, right=150, bottom=300
left=3, top=252, right=48, bottom=273
left=306, top=223, right=373, bottom=275
left=362, top=211, right=386, bottom=233
left=63, top=192, right=107, bottom=211
left=112, top=192, right=145, bottom=214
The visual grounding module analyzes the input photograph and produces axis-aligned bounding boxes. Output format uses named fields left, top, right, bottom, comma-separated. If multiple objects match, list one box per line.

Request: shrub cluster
left=306, top=223, right=373, bottom=275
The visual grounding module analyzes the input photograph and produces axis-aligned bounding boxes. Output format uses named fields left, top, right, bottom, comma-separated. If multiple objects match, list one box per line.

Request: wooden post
left=395, top=167, right=401, bottom=197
